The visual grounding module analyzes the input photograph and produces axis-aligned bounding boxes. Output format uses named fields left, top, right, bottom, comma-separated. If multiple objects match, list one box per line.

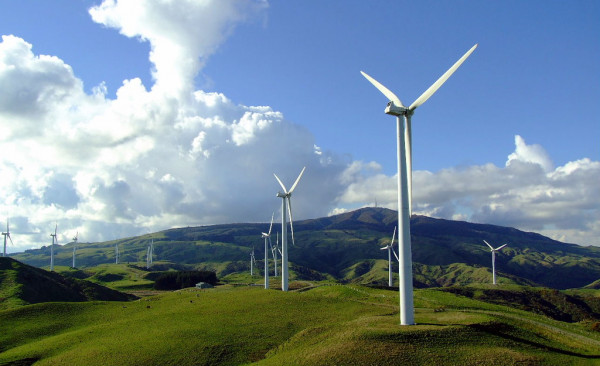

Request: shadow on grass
left=0, top=357, right=40, bottom=366
left=469, top=322, right=600, bottom=359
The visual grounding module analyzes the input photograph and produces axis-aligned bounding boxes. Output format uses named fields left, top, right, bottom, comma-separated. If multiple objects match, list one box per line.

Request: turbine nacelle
left=385, top=102, right=409, bottom=116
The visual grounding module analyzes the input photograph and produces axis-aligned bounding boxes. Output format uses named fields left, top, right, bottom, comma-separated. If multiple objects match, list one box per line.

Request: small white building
left=195, top=282, right=214, bottom=289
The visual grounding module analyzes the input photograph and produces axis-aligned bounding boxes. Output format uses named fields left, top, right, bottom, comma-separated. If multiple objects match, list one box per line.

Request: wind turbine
left=146, top=239, right=154, bottom=269
left=50, top=224, right=57, bottom=271
left=2, top=218, right=13, bottom=257
left=483, top=240, right=508, bottom=285
left=115, top=243, right=119, bottom=264
left=271, top=232, right=279, bottom=277
left=361, top=44, right=477, bottom=325
left=274, top=166, right=305, bottom=292
left=380, top=226, right=398, bottom=287
left=250, top=247, right=257, bottom=276
left=261, top=213, right=275, bottom=289
left=72, top=232, right=78, bottom=268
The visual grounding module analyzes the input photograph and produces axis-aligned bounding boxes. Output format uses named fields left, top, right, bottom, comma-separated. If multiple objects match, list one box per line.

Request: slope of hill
left=0, top=257, right=135, bottom=309
left=0, top=285, right=599, bottom=365
left=11, top=207, right=600, bottom=289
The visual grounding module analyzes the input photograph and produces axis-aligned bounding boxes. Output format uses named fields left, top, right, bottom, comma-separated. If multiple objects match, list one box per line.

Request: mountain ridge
left=11, top=207, right=600, bottom=289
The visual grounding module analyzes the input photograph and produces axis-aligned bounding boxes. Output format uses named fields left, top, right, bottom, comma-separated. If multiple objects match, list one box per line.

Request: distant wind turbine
left=483, top=240, right=508, bottom=285
left=146, top=239, right=154, bottom=269
left=115, top=243, right=119, bottom=264
left=250, top=247, right=257, bottom=276
left=2, top=218, right=13, bottom=257
left=380, top=226, right=398, bottom=287
left=50, top=224, right=57, bottom=271
left=271, top=232, right=279, bottom=277
left=361, top=44, right=478, bottom=325
left=261, top=213, right=275, bottom=289
left=274, top=167, right=306, bottom=292
left=72, top=232, right=78, bottom=268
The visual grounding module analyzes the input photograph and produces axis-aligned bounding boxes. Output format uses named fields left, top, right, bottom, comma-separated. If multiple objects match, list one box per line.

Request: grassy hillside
left=0, top=285, right=599, bottom=365
left=0, top=258, right=135, bottom=309
left=11, top=207, right=600, bottom=289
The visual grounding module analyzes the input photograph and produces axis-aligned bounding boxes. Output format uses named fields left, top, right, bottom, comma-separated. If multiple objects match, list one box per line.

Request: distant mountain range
left=12, top=207, right=600, bottom=289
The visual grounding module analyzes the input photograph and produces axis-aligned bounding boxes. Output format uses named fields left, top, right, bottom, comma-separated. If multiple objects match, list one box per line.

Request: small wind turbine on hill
left=261, top=213, right=274, bottom=289
left=2, top=218, right=13, bottom=257
left=484, top=240, right=508, bottom=285
left=72, top=232, right=78, bottom=268
left=146, top=239, right=154, bottom=269
left=115, top=243, right=119, bottom=264
left=274, top=167, right=306, bottom=292
left=380, top=226, right=398, bottom=287
left=50, top=224, right=57, bottom=271
left=250, top=247, right=257, bottom=276
left=271, top=232, right=279, bottom=277
left=361, top=44, right=478, bottom=325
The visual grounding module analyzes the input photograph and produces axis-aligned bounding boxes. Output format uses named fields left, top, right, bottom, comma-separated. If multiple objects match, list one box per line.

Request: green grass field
left=1, top=284, right=599, bottom=365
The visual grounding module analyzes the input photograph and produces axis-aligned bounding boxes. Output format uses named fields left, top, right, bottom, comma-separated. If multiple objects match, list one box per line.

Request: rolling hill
left=0, top=257, right=135, bottom=309
left=11, top=207, right=600, bottom=289
left=1, top=284, right=599, bottom=365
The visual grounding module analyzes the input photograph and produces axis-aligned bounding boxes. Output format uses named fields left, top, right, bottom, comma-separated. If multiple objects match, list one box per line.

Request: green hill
left=11, top=207, right=600, bottom=289
left=0, top=284, right=599, bottom=365
left=0, top=257, right=135, bottom=309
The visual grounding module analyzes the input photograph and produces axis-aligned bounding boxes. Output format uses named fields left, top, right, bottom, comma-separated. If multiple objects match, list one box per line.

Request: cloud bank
left=338, top=135, right=600, bottom=245
left=0, top=0, right=598, bottom=253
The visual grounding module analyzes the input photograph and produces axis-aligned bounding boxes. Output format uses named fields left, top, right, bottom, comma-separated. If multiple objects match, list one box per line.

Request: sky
left=0, top=0, right=598, bottom=252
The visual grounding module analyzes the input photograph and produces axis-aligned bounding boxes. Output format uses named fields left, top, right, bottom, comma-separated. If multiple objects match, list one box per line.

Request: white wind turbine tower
left=147, top=239, right=154, bottom=269
left=271, top=232, right=279, bottom=277
left=250, top=247, right=257, bottom=276
left=50, top=224, right=57, bottom=271
left=361, top=44, right=478, bottom=325
left=380, top=226, right=398, bottom=287
left=72, top=232, right=78, bottom=268
left=274, top=166, right=306, bottom=292
left=2, top=218, right=14, bottom=257
left=261, top=213, right=275, bottom=289
left=483, top=240, right=508, bottom=285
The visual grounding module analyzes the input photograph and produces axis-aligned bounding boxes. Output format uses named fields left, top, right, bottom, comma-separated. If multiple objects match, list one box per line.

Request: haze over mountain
left=11, top=208, right=600, bottom=290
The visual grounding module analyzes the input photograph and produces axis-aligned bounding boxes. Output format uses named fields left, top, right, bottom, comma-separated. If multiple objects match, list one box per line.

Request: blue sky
left=0, top=0, right=598, bottom=251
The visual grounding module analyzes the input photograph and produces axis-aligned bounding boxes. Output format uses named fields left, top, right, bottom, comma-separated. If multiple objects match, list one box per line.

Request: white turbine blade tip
left=409, top=44, right=478, bottom=110
left=483, top=240, right=494, bottom=250
left=496, top=244, right=508, bottom=250
left=360, top=71, right=405, bottom=108
left=289, top=167, right=306, bottom=194
left=273, top=173, right=287, bottom=193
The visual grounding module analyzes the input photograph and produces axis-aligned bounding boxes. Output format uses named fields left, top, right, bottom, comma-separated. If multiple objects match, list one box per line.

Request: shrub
left=153, top=271, right=218, bottom=290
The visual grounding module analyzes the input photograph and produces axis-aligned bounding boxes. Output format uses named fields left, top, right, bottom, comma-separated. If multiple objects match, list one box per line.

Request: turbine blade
left=409, top=44, right=478, bottom=110
left=496, top=244, right=508, bottom=251
left=273, top=173, right=287, bottom=193
left=287, top=197, right=296, bottom=247
left=268, top=212, right=274, bottom=236
left=8, top=234, right=14, bottom=246
left=289, top=167, right=306, bottom=194
left=483, top=240, right=494, bottom=250
left=360, top=71, right=405, bottom=107
left=390, top=226, right=397, bottom=246
left=391, top=246, right=399, bottom=262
